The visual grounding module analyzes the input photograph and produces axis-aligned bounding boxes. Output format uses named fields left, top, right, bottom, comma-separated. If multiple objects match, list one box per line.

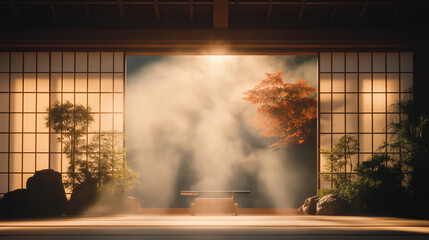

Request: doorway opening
left=126, top=55, right=318, bottom=209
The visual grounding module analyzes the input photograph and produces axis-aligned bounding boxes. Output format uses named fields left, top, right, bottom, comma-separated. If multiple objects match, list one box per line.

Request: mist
left=126, top=55, right=317, bottom=208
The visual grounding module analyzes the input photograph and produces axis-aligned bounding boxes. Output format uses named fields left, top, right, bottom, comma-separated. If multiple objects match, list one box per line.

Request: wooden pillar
left=213, top=0, right=228, bottom=29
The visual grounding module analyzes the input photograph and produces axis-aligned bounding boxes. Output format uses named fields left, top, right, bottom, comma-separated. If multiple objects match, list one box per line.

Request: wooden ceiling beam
left=154, top=0, right=160, bottom=22
left=190, top=0, right=194, bottom=22
left=393, top=0, right=403, bottom=21
left=48, top=0, right=58, bottom=21
left=1, top=29, right=424, bottom=51
left=358, top=0, right=370, bottom=22
left=9, top=0, right=21, bottom=22
left=267, top=0, right=273, bottom=20
left=298, top=0, right=306, bottom=22
left=330, top=0, right=339, bottom=21
left=0, top=1, right=423, bottom=7
left=213, top=0, right=228, bottom=29
left=82, top=0, right=90, bottom=20
left=118, top=0, right=125, bottom=21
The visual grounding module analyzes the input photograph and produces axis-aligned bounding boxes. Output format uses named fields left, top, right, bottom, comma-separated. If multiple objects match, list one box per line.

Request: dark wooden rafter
left=154, top=0, right=160, bottom=22
left=358, top=0, right=370, bottom=21
left=82, top=0, right=90, bottom=20
left=190, top=0, right=194, bottom=22
left=297, top=0, right=306, bottom=22
left=330, top=0, right=339, bottom=21
left=1, top=0, right=427, bottom=26
left=48, top=0, right=57, bottom=21
left=117, top=0, right=125, bottom=21
left=9, top=0, right=20, bottom=21
left=267, top=0, right=273, bottom=20
left=393, top=0, right=403, bottom=20
left=0, top=1, right=425, bottom=7
left=213, top=0, right=228, bottom=29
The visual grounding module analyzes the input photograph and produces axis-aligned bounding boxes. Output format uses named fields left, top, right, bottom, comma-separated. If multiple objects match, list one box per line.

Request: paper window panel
left=320, top=114, right=331, bottom=133
left=332, top=114, right=345, bottom=133
left=76, top=52, right=88, bottom=72
left=386, top=52, right=399, bottom=72
left=101, top=52, right=113, bottom=72
left=372, top=52, right=385, bottom=73
left=88, top=52, right=100, bottom=72
left=0, top=114, right=8, bottom=132
left=51, top=52, right=62, bottom=73
left=0, top=73, right=9, bottom=92
left=400, top=52, right=413, bottom=72
left=11, top=52, right=23, bottom=72
left=11, top=73, right=22, bottom=92
left=319, top=94, right=331, bottom=113
left=9, top=154, right=22, bottom=172
left=319, top=73, right=331, bottom=92
left=359, top=52, right=371, bottom=72
left=114, top=52, right=124, bottom=72
left=36, top=154, right=49, bottom=170
left=319, top=53, right=331, bottom=73
left=359, top=114, right=372, bottom=133
left=37, top=52, right=50, bottom=73
left=37, top=73, right=50, bottom=92
left=63, top=52, right=75, bottom=73
left=345, top=114, right=358, bottom=133
left=345, top=52, right=358, bottom=73
left=332, top=52, right=345, bottom=72
left=0, top=52, right=9, bottom=72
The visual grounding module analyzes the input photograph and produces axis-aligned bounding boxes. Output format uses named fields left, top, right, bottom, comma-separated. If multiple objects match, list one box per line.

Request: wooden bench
left=180, top=190, right=250, bottom=215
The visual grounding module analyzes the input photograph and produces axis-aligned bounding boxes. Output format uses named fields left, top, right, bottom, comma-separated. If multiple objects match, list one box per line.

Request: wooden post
left=213, top=0, right=228, bottom=29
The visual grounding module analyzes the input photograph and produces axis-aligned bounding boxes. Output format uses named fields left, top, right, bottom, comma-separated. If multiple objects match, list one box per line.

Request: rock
left=299, top=195, right=319, bottom=215
left=0, top=169, right=68, bottom=218
left=67, top=178, right=98, bottom=215
left=316, top=194, right=347, bottom=215
left=0, top=189, right=34, bottom=218
left=26, top=169, right=68, bottom=216
left=298, top=205, right=303, bottom=214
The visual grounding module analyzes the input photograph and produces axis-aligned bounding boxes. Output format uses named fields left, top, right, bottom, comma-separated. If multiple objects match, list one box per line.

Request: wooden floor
left=1, top=214, right=429, bottom=239
left=139, top=208, right=300, bottom=214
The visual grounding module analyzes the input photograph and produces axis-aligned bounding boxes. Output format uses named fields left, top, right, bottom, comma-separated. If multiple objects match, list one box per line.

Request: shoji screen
left=0, top=52, right=125, bottom=197
left=318, top=52, right=413, bottom=188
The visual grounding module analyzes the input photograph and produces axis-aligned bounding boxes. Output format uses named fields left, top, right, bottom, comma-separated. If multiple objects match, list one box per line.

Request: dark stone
left=0, top=189, right=34, bottom=218
left=316, top=194, right=347, bottom=215
left=299, top=195, right=319, bottom=215
left=298, top=205, right=303, bottom=214
left=26, top=169, right=68, bottom=217
left=67, top=178, right=98, bottom=215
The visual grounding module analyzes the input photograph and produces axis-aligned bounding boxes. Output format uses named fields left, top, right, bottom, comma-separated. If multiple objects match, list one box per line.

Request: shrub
left=320, top=135, right=408, bottom=216
left=350, top=154, right=408, bottom=215
left=46, top=101, right=138, bottom=193
left=382, top=99, right=429, bottom=217
left=320, top=135, right=359, bottom=189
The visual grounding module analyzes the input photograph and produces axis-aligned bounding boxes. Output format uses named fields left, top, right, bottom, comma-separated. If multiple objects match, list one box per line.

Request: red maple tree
left=243, top=71, right=317, bottom=147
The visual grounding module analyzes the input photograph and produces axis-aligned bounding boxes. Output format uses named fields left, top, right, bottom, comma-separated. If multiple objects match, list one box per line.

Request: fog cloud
left=126, top=55, right=317, bottom=208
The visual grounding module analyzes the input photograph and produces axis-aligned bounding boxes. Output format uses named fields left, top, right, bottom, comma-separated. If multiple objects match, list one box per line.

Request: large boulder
left=0, top=189, right=34, bottom=218
left=67, top=178, right=98, bottom=215
left=298, top=195, right=319, bottom=215
left=26, top=169, right=68, bottom=216
left=316, top=194, right=347, bottom=215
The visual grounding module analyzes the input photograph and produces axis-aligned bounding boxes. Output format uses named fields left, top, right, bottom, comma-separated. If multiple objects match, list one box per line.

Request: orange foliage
left=243, top=71, right=317, bottom=146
